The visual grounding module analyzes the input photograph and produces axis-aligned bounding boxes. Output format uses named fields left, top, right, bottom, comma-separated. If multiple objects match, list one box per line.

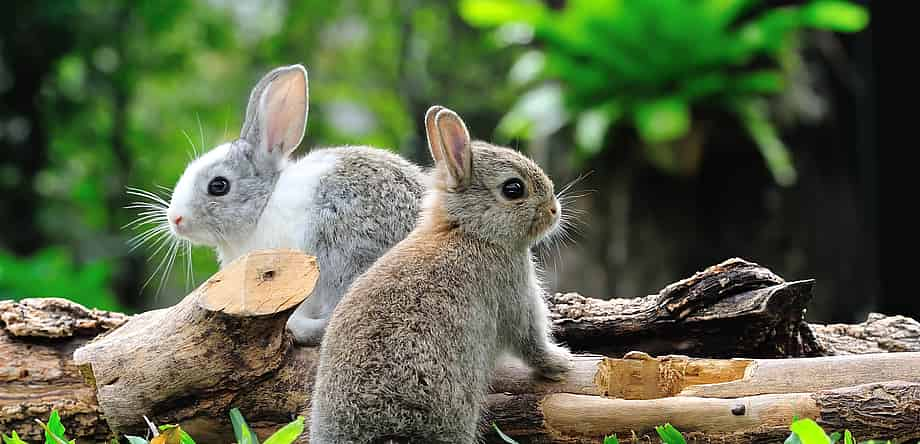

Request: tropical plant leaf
left=634, top=98, right=691, bottom=144
left=492, top=422, right=520, bottom=444
left=789, top=418, right=831, bottom=444
left=262, top=416, right=305, bottom=444
left=734, top=99, right=797, bottom=186
left=801, top=1, right=869, bottom=32
left=655, top=423, right=687, bottom=444
left=459, top=0, right=546, bottom=27
left=2, top=431, right=29, bottom=444
left=44, top=410, right=67, bottom=444
left=229, top=408, right=259, bottom=444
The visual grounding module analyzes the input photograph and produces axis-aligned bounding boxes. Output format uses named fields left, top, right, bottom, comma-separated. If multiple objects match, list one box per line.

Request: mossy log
left=2, top=252, right=919, bottom=442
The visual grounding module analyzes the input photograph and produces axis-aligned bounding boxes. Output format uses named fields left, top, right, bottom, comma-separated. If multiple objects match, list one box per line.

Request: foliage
left=784, top=418, right=892, bottom=444
left=460, top=0, right=869, bottom=185
left=1, top=0, right=515, bottom=311
left=656, top=423, right=687, bottom=444
left=491, top=418, right=892, bottom=444
left=2, top=409, right=303, bottom=444
left=0, top=247, right=120, bottom=311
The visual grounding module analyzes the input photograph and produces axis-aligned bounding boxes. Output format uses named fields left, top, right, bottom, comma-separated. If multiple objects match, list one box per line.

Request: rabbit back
left=311, top=230, right=529, bottom=443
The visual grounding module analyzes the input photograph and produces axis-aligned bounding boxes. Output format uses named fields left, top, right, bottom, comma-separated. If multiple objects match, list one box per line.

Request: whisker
left=556, top=170, right=595, bottom=197
left=141, top=236, right=175, bottom=295
left=130, top=227, right=171, bottom=253
left=126, top=188, right=170, bottom=206
left=181, top=129, right=199, bottom=161
left=122, top=213, right=167, bottom=230
left=197, top=113, right=206, bottom=158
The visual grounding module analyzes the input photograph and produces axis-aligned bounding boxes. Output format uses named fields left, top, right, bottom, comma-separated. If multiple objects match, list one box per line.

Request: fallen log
left=2, top=252, right=920, bottom=442
left=487, top=381, right=920, bottom=443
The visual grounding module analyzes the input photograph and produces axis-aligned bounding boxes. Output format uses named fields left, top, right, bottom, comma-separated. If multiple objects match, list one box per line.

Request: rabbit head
left=166, top=65, right=308, bottom=248
left=423, top=106, right=560, bottom=248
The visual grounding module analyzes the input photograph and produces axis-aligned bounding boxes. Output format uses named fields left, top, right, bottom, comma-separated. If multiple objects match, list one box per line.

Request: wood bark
left=2, top=253, right=919, bottom=443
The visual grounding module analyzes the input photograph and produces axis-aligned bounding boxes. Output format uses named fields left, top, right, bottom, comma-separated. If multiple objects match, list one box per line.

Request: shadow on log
left=2, top=254, right=919, bottom=442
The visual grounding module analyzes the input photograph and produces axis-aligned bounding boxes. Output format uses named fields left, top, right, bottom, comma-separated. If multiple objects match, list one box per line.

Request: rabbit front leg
left=510, top=287, right=573, bottom=381
left=286, top=280, right=336, bottom=345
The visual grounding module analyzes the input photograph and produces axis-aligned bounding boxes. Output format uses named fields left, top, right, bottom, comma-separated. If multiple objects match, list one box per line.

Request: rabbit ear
left=240, top=64, right=309, bottom=164
left=424, top=105, right=446, bottom=164
left=434, top=108, right=472, bottom=191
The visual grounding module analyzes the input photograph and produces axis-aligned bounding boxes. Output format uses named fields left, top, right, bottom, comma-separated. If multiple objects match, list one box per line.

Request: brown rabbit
left=309, top=106, right=573, bottom=444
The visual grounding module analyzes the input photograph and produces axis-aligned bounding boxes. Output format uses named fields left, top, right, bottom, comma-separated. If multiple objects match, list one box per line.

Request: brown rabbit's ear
left=240, top=64, right=309, bottom=164
left=434, top=108, right=472, bottom=191
left=424, top=105, right=446, bottom=164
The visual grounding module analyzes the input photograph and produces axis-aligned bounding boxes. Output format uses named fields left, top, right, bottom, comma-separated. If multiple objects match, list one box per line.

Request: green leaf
left=37, top=412, right=72, bottom=444
left=789, top=418, right=831, bottom=444
left=262, top=416, right=305, bottom=444
left=459, top=0, right=546, bottom=27
left=126, top=437, right=150, bottom=444
left=634, top=99, right=691, bottom=144
left=830, top=431, right=841, bottom=443
left=46, top=411, right=66, bottom=443
left=575, top=103, right=622, bottom=155
left=655, top=423, right=687, bottom=444
left=844, top=430, right=854, bottom=444
left=801, top=1, right=869, bottom=32
left=157, top=425, right=195, bottom=444
left=2, top=431, right=29, bottom=444
left=229, top=408, right=259, bottom=444
left=603, top=434, right=620, bottom=444
left=734, top=99, right=797, bottom=186
left=492, top=422, right=520, bottom=444
left=785, top=431, right=803, bottom=444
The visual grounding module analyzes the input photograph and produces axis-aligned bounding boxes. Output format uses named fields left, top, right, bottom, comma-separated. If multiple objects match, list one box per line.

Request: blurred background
left=1, top=0, right=885, bottom=323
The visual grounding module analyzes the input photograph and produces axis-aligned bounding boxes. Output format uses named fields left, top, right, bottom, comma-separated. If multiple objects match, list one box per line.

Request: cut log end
left=196, top=249, right=319, bottom=316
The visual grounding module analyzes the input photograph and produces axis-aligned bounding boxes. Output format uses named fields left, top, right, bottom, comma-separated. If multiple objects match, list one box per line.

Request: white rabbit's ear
left=240, top=64, right=308, bottom=163
left=434, top=108, right=472, bottom=191
left=424, top=105, right=446, bottom=164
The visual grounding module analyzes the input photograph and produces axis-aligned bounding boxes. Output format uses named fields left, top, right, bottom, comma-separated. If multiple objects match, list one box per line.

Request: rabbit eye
left=501, top=178, right=526, bottom=200
left=208, top=176, right=230, bottom=196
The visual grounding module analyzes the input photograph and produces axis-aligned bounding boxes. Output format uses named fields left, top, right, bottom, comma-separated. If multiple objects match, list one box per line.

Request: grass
left=1, top=409, right=898, bottom=443
left=493, top=419, right=894, bottom=444
left=1, top=409, right=304, bottom=444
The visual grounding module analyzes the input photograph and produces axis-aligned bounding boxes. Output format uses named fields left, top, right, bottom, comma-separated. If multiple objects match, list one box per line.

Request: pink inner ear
left=263, top=71, right=307, bottom=154
left=425, top=106, right=445, bottom=163
left=436, top=112, right=471, bottom=184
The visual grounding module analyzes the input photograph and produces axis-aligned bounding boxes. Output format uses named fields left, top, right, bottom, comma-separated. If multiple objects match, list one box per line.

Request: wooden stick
left=487, top=381, right=920, bottom=443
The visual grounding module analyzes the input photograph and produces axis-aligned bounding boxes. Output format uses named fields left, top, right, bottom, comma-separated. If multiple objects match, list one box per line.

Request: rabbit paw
left=286, top=316, right=329, bottom=346
left=532, top=344, right=573, bottom=381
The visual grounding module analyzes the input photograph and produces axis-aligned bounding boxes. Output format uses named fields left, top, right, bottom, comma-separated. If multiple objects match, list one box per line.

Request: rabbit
left=309, top=106, right=574, bottom=444
left=164, top=64, right=425, bottom=345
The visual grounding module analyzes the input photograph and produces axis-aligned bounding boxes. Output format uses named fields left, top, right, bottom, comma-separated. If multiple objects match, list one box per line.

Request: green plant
left=460, top=0, right=869, bottom=185
left=492, top=422, right=519, bottom=444
left=1, top=410, right=74, bottom=444
left=785, top=418, right=892, bottom=444
left=228, top=407, right=306, bottom=444
left=656, top=423, right=687, bottom=444
left=0, top=247, right=120, bottom=311
left=2, top=409, right=304, bottom=444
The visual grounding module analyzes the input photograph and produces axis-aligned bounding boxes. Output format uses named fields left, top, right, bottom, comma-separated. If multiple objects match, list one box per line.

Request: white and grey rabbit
left=310, top=106, right=573, bottom=444
left=165, top=64, right=425, bottom=345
